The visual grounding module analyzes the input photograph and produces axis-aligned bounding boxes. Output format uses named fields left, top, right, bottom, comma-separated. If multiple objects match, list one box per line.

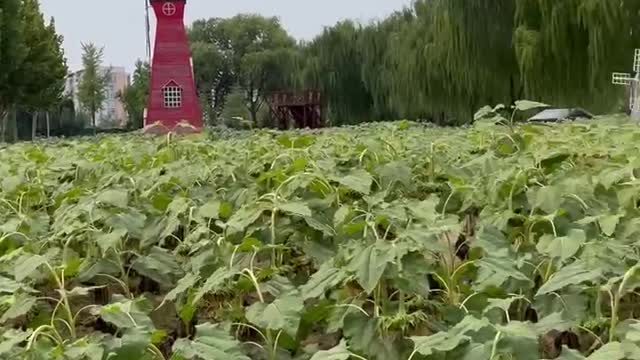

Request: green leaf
left=586, top=342, right=626, bottom=360
left=278, top=201, right=312, bottom=218
left=96, top=189, right=129, bottom=208
left=474, top=105, right=493, bottom=121
left=376, top=161, right=412, bottom=188
left=408, top=197, right=440, bottom=222
left=0, top=293, right=37, bottom=323
left=333, top=205, right=351, bottom=227
left=617, top=264, right=640, bottom=298
left=496, top=321, right=538, bottom=339
left=410, top=315, right=492, bottom=356
left=14, top=253, right=47, bottom=282
left=196, top=200, right=220, bottom=220
left=96, top=228, right=127, bottom=255
left=300, top=262, right=347, bottom=300
left=172, top=323, right=250, bottom=360
left=245, top=292, right=304, bottom=336
left=304, top=215, right=336, bottom=236
left=106, top=327, right=152, bottom=360
left=527, top=185, right=563, bottom=214
left=537, top=261, right=602, bottom=296
left=100, top=296, right=154, bottom=330
left=515, top=100, right=549, bottom=111
left=0, top=329, right=31, bottom=355
left=1, top=176, right=22, bottom=193
left=624, top=323, right=640, bottom=342
left=483, top=296, right=524, bottom=316
left=309, top=340, right=351, bottom=360
left=475, top=225, right=511, bottom=255
left=0, top=275, right=35, bottom=294
left=227, top=204, right=268, bottom=233
left=348, top=241, right=395, bottom=293
left=334, top=169, right=373, bottom=194
left=341, top=312, right=403, bottom=359
left=535, top=312, right=574, bottom=333
left=193, top=267, right=237, bottom=303
left=599, top=214, right=622, bottom=237
left=262, top=275, right=295, bottom=297
left=64, top=339, right=105, bottom=360
left=536, top=229, right=586, bottom=261
left=460, top=342, right=493, bottom=360
left=474, top=256, right=530, bottom=290
left=160, top=272, right=200, bottom=308
left=131, top=247, right=183, bottom=286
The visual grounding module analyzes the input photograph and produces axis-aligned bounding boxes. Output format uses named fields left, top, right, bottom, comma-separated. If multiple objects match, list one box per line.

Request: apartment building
left=65, top=66, right=130, bottom=128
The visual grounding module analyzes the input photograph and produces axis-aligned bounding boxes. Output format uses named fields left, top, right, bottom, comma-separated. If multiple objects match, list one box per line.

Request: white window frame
left=162, top=82, right=183, bottom=109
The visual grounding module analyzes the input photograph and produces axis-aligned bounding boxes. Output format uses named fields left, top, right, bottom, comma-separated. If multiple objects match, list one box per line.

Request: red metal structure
left=145, top=0, right=203, bottom=134
left=267, top=90, right=325, bottom=129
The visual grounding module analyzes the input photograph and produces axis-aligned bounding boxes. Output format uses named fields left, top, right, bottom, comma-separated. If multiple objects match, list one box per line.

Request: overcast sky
left=40, top=0, right=412, bottom=73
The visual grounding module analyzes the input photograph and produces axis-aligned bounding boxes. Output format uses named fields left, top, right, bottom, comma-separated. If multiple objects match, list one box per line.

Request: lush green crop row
left=1, top=118, right=640, bottom=359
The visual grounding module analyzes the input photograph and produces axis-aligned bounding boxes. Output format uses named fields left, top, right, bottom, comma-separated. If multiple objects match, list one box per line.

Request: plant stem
left=609, top=289, right=618, bottom=343
left=271, top=208, right=277, bottom=266
left=46, top=263, right=76, bottom=339
left=147, top=344, right=166, bottom=360
left=543, top=259, right=554, bottom=282
left=489, top=331, right=502, bottom=360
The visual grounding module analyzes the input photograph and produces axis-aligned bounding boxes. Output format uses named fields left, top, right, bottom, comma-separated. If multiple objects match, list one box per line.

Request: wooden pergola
left=267, top=90, right=325, bottom=129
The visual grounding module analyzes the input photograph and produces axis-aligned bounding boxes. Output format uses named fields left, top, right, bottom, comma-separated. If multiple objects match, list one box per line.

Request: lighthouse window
left=163, top=85, right=183, bottom=108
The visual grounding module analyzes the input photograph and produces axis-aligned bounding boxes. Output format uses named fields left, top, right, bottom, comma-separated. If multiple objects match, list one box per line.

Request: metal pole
left=632, top=81, right=640, bottom=121
left=145, top=0, right=152, bottom=61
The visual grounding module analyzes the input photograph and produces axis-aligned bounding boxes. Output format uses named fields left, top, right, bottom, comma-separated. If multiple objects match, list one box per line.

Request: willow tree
left=384, top=0, right=520, bottom=123
left=291, top=22, right=373, bottom=125
left=295, top=0, right=521, bottom=124
left=515, top=0, right=640, bottom=112
left=357, top=10, right=413, bottom=121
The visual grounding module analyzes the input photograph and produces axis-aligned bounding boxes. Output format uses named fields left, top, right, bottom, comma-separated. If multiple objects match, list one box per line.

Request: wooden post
left=32, top=112, right=38, bottom=141
left=46, top=112, right=51, bottom=138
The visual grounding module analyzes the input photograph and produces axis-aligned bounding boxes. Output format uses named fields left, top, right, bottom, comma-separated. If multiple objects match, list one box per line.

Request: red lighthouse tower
left=145, top=0, right=203, bottom=134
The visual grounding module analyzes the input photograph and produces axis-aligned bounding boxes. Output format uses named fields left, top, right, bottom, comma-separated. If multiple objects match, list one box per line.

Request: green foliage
left=119, top=60, right=150, bottom=130
left=0, top=0, right=67, bottom=143
left=77, top=42, right=110, bottom=129
left=0, top=0, right=27, bottom=118
left=4, top=116, right=640, bottom=358
left=19, top=0, right=67, bottom=111
left=189, top=14, right=296, bottom=125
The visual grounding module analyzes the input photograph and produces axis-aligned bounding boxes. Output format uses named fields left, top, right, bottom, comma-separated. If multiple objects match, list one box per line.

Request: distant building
left=65, top=66, right=130, bottom=128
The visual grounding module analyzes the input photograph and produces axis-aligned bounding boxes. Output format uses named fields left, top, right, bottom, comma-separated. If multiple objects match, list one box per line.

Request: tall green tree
left=118, top=59, right=150, bottom=130
left=18, top=0, right=67, bottom=140
left=77, top=42, right=110, bottom=130
left=240, top=47, right=297, bottom=123
left=40, top=18, right=68, bottom=138
left=294, top=21, right=374, bottom=125
left=189, top=14, right=296, bottom=125
left=0, top=0, right=27, bottom=142
left=190, top=39, right=232, bottom=124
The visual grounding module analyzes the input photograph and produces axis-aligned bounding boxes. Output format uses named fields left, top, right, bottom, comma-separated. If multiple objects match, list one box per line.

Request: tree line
left=174, top=0, right=640, bottom=127
left=2, top=0, right=640, bottom=141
